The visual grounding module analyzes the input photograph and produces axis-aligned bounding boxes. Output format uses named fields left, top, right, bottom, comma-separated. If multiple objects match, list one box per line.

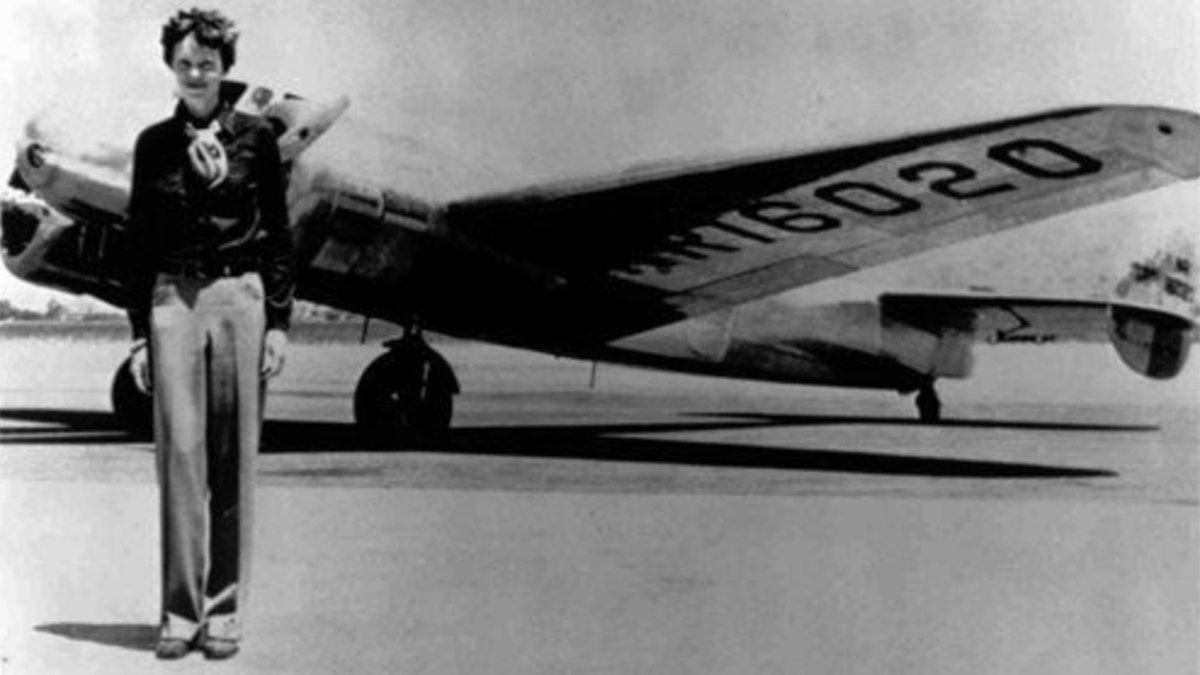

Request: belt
left=159, top=256, right=260, bottom=280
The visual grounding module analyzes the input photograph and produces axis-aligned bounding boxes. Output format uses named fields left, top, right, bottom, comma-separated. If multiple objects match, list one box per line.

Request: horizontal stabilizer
left=881, top=290, right=1197, bottom=379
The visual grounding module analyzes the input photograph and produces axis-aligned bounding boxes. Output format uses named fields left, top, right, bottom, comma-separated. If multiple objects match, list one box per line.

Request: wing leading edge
left=444, top=106, right=1200, bottom=340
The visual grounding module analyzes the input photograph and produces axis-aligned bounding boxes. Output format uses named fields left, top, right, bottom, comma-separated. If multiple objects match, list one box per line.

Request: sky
left=0, top=0, right=1197, bottom=309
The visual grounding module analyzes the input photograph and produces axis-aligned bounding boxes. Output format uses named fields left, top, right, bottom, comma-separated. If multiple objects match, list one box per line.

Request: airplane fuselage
left=4, top=85, right=1196, bottom=436
left=1, top=113, right=950, bottom=396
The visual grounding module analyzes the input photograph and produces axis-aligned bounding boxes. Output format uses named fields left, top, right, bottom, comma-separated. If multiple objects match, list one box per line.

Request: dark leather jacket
left=126, top=99, right=295, bottom=339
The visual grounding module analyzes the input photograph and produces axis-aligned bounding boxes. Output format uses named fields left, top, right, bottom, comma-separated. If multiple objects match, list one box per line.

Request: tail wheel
left=915, top=382, right=942, bottom=424
left=111, top=356, right=153, bottom=439
left=353, top=343, right=456, bottom=446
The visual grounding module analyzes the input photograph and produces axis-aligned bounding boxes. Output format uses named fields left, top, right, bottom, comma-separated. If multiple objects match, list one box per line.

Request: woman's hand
left=130, top=339, right=152, bottom=394
left=262, top=329, right=288, bottom=380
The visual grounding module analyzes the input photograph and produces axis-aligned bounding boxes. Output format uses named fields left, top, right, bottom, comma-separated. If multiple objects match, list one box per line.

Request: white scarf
left=184, top=119, right=228, bottom=189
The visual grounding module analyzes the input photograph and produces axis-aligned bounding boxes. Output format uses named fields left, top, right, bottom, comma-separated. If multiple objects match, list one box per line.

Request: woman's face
left=170, top=33, right=226, bottom=115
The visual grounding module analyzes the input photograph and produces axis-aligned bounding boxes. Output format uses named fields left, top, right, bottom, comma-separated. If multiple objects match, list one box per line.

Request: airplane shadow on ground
left=35, top=623, right=157, bottom=653
left=687, top=411, right=1160, bottom=433
left=0, top=406, right=1135, bottom=479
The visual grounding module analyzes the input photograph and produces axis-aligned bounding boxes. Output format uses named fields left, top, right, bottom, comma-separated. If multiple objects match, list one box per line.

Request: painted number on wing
left=619, top=138, right=1103, bottom=275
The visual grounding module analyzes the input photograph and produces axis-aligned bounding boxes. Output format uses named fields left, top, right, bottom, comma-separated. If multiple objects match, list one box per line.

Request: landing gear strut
left=914, top=380, right=941, bottom=424
left=111, top=356, right=153, bottom=438
left=353, top=328, right=459, bottom=445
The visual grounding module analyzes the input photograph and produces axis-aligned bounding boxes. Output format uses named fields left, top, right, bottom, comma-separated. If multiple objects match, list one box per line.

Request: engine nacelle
left=1108, top=305, right=1193, bottom=379
left=1109, top=237, right=1198, bottom=379
left=2, top=170, right=127, bottom=306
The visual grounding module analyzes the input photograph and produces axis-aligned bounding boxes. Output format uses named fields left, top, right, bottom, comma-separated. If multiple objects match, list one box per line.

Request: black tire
left=111, top=356, right=153, bottom=439
left=915, top=384, right=941, bottom=424
left=353, top=347, right=455, bottom=446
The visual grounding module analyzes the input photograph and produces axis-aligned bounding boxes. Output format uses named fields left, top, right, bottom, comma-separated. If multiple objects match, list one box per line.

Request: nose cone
left=273, top=96, right=352, bottom=163
left=11, top=112, right=133, bottom=220
left=14, top=136, right=49, bottom=186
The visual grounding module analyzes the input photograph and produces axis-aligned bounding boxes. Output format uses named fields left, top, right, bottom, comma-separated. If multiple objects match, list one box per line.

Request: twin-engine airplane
left=3, top=81, right=1199, bottom=441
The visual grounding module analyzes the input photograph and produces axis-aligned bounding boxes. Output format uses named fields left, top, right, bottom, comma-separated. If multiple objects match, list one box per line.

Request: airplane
left=2, top=80, right=1198, bottom=442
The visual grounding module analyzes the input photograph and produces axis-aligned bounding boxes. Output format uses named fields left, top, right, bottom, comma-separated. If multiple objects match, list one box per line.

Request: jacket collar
left=173, top=97, right=238, bottom=138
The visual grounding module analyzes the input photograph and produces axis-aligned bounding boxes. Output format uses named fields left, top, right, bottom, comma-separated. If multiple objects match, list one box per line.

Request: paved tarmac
left=1, top=338, right=1197, bottom=674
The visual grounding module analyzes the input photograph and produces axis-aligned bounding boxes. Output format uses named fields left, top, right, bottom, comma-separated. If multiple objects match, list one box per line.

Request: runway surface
left=1, top=336, right=1197, bottom=674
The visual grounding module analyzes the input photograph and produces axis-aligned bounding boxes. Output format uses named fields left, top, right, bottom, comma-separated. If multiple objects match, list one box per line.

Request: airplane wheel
left=915, top=382, right=941, bottom=424
left=111, top=357, right=153, bottom=439
left=353, top=345, right=456, bottom=445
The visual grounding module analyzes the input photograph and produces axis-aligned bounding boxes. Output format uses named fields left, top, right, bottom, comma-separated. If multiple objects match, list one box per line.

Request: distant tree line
left=0, top=298, right=120, bottom=321
left=291, top=301, right=358, bottom=322
left=0, top=298, right=357, bottom=322
left=0, top=299, right=46, bottom=321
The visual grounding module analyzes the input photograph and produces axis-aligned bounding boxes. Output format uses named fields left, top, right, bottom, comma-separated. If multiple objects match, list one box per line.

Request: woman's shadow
left=35, top=623, right=158, bottom=652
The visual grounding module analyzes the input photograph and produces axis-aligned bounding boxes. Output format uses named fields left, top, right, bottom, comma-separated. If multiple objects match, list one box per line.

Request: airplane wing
left=443, top=105, right=1199, bottom=339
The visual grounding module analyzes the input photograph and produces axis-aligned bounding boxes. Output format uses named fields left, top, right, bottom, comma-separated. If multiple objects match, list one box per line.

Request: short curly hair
left=160, top=7, right=239, bottom=70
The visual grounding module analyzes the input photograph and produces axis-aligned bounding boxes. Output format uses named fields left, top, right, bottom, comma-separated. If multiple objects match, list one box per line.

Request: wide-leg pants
left=150, top=271, right=265, bottom=642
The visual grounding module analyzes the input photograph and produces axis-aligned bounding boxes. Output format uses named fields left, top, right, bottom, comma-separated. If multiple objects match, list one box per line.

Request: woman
left=125, top=8, right=294, bottom=661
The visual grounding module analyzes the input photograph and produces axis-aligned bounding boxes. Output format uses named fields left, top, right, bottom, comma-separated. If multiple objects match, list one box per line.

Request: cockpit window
left=1164, top=277, right=1195, bottom=302
left=1133, top=263, right=1157, bottom=282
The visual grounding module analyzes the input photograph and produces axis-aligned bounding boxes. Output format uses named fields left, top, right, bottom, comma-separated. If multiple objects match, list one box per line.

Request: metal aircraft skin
left=3, top=81, right=1199, bottom=435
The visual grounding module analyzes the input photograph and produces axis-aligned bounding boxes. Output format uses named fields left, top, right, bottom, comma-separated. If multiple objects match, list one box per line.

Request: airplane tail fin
left=1109, top=233, right=1198, bottom=378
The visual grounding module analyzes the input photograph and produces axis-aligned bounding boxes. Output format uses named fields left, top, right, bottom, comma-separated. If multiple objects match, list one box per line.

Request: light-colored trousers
left=150, top=271, right=265, bottom=642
